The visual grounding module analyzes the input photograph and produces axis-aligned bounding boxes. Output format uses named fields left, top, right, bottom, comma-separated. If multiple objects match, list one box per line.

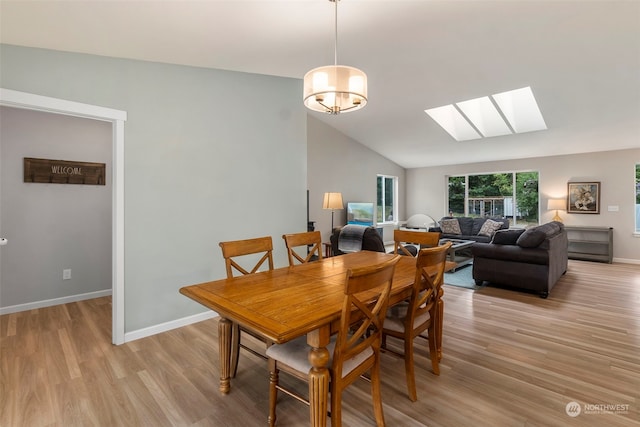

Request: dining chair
left=282, top=231, right=323, bottom=266
left=381, top=241, right=451, bottom=402
left=392, top=229, right=441, bottom=257
left=266, top=255, right=400, bottom=427
left=219, top=236, right=275, bottom=377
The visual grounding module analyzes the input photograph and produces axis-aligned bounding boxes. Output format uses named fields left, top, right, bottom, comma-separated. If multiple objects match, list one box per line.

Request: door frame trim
left=0, top=88, right=127, bottom=344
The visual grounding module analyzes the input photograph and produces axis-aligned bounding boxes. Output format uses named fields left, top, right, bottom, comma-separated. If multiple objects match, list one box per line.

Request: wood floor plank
left=1, top=259, right=639, bottom=426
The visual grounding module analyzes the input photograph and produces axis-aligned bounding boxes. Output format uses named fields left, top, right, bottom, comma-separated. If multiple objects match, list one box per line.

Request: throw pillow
left=491, top=228, right=525, bottom=245
left=477, top=219, right=503, bottom=237
left=516, top=227, right=547, bottom=248
left=439, top=218, right=461, bottom=235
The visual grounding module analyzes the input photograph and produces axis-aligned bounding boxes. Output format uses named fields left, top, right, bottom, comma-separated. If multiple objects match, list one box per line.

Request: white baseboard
left=0, top=289, right=112, bottom=315
left=124, top=310, right=219, bottom=343
left=613, top=257, right=640, bottom=265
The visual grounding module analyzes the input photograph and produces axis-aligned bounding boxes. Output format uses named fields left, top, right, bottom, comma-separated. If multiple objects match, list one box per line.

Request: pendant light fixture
left=303, top=0, right=367, bottom=114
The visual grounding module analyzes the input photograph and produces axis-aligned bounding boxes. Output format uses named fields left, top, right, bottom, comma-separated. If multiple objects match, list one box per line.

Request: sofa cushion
left=478, top=219, right=504, bottom=237
left=516, top=221, right=564, bottom=249
left=457, top=217, right=475, bottom=235
left=537, top=221, right=564, bottom=237
left=491, top=228, right=525, bottom=245
left=439, top=219, right=461, bottom=235
left=471, top=218, right=486, bottom=235
left=516, top=227, right=547, bottom=248
left=472, top=243, right=550, bottom=265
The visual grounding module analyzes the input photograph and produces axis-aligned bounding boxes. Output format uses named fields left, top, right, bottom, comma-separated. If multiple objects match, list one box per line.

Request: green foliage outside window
left=516, top=172, right=540, bottom=223
left=636, top=163, right=640, bottom=233
left=448, top=176, right=465, bottom=215
left=636, top=164, right=640, bottom=204
left=448, top=171, right=539, bottom=226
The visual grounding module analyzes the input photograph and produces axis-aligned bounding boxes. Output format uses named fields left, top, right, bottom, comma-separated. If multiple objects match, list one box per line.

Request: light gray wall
left=0, top=44, right=307, bottom=332
left=0, top=106, right=112, bottom=307
left=406, top=148, right=640, bottom=262
left=307, top=115, right=406, bottom=244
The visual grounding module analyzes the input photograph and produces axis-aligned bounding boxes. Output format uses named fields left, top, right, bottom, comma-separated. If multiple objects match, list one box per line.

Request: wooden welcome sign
left=24, top=157, right=106, bottom=185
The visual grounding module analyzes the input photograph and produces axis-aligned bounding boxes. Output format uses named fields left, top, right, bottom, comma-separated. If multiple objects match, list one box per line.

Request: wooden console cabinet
left=565, top=226, right=613, bottom=263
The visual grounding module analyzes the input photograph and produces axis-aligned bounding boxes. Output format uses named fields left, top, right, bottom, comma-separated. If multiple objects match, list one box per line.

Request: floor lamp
left=323, top=192, right=344, bottom=231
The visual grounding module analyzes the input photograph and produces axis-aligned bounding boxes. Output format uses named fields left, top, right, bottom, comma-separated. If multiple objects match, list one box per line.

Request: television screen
left=347, top=202, right=375, bottom=226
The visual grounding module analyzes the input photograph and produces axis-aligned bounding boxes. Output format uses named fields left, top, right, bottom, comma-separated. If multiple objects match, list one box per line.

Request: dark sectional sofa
left=471, top=221, right=568, bottom=298
left=430, top=216, right=510, bottom=243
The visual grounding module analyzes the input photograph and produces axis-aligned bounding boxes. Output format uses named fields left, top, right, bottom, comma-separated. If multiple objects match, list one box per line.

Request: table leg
left=448, top=248, right=457, bottom=272
left=437, top=290, right=444, bottom=361
left=307, top=328, right=330, bottom=427
left=218, top=317, right=233, bottom=394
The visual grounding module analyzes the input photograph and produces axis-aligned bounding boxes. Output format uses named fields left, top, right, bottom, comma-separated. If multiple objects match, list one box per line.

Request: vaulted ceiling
left=1, top=0, right=639, bottom=168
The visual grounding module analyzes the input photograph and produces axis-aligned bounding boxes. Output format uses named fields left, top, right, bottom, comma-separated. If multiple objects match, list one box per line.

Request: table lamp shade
left=547, top=198, right=565, bottom=222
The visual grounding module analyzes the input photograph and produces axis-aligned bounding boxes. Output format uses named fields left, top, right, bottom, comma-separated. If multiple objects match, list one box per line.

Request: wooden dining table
left=179, top=250, right=454, bottom=427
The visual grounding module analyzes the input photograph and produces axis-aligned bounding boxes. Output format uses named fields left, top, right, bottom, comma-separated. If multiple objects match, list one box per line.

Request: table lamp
left=323, top=192, right=344, bottom=231
left=547, top=199, right=565, bottom=222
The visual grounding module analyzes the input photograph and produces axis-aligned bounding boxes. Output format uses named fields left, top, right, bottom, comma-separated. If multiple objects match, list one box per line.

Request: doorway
left=0, top=88, right=127, bottom=344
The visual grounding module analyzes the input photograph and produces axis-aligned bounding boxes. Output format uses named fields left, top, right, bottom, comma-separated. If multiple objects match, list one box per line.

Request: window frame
left=635, top=163, right=640, bottom=234
left=377, top=174, right=398, bottom=225
left=447, top=170, right=540, bottom=227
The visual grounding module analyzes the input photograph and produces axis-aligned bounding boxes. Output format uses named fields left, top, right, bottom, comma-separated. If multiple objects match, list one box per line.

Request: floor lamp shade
left=323, top=192, right=343, bottom=231
left=323, top=192, right=344, bottom=210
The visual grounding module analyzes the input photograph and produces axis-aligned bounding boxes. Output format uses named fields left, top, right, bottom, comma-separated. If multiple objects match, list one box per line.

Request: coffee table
left=439, top=238, right=475, bottom=272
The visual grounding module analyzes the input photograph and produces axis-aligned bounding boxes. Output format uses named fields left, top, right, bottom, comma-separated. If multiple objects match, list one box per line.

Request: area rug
left=443, top=265, right=484, bottom=290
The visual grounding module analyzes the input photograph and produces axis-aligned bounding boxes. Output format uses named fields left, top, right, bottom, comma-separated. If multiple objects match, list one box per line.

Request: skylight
left=425, top=86, right=547, bottom=141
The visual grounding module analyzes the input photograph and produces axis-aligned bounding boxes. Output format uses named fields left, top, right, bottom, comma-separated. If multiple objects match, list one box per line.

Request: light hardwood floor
left=1, top=260, right=639, bottom=426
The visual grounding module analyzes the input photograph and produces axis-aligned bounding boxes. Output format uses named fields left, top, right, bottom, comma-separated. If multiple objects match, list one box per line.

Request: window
left=448, top=171, right=539, bottom=227
left=636, top=164, right=640, bottom=233
left=377, top=175, right=397, bottom=223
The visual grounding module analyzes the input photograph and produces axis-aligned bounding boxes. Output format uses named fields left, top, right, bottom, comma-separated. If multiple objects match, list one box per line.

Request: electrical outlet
left=63, top=269, right=71, bottom=280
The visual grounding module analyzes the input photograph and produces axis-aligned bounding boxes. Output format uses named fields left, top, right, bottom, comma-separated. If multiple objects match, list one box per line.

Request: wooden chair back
left=331, top=255, right=400, bottom=425
left=381, top=241, right=451, bottom=402
left=410, top=241, right=451, bottom=329
left=219, top=236, right=274, bottom=278
left=393, top=229, right=441, bottom=256
left=282, top=231, right=323, bottom=266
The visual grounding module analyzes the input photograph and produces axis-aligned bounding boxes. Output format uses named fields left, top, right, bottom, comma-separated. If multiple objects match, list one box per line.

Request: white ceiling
left=1, top=0, right=639, bottom=168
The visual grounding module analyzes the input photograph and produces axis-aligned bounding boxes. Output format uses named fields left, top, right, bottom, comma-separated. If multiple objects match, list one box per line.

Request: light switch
left=607, top=205, right=619, bottom=212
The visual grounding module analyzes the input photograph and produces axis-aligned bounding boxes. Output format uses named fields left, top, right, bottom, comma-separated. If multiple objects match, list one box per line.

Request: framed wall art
left=567, top=181, right=600, bottom=214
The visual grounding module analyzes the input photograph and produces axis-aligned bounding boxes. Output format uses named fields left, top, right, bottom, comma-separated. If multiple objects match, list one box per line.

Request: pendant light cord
left=334, top=0, right=338, bottom=66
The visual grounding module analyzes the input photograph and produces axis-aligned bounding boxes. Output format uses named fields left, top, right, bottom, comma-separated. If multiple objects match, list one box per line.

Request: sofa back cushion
left=457, top=217, right=475, bottom=235
left=516, top=228, right=547, bottom=248
left=492, top=228, right=526, bottom=245
left=516, top=221, right=565, bottom=248
left=471, top=218, right=485, bottom=235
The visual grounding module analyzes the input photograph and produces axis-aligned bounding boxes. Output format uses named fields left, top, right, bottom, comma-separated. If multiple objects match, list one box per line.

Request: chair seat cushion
left=266, top=335, right=373, bottom=379
left=384, top=304, right=431, bottom=333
